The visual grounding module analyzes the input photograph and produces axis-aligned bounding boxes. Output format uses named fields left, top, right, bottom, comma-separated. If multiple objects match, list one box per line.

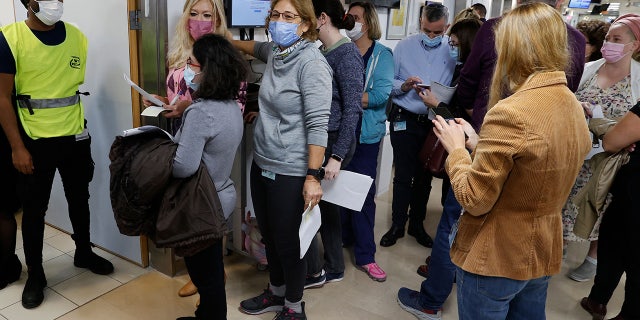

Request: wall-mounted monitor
left=225, top=0, right=270, bottom=28
left=567, top=0, right=591, bottom=9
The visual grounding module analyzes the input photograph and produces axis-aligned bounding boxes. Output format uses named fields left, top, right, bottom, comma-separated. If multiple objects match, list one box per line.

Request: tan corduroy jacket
left=448, top=71, right=592, bottom=280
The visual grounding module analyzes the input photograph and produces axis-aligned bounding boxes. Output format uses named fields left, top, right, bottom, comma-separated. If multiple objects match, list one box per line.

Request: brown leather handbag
left=419, top=130, right=448, bottom=179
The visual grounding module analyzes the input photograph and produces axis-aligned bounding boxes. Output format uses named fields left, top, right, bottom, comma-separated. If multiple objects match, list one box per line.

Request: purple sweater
left=457, top=18, right=586, bottom=130
left=323, top=40, right=364, bottom=159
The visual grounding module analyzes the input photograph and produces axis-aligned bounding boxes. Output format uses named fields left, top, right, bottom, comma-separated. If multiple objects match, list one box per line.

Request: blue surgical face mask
left=269, top=21, right=301, bottom=47
left=184, top=65, right=201, bottom=91
left=449, top=46, right=459, bottom=61
left=422, top=33, right=443, bottom=48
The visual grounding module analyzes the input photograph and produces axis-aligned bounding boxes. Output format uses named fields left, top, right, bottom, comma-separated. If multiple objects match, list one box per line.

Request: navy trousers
left=341, top=141, right=381, bottom=266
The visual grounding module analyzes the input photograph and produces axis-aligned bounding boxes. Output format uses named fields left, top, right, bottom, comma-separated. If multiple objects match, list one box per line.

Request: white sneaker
left=568, top=259, right=597, bottom=282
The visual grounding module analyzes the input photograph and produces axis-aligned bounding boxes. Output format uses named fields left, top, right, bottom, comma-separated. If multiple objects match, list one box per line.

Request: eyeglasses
left=269, top=10, right=301, bottom=22
left=448, top=40, right=458, bottom=47
left=187, top=57, right=201, bottom=69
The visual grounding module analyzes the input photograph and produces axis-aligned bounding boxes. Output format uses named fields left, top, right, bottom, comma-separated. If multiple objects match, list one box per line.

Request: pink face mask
left=188, top=19, right=214, bottom=40
left=600, top=41, right=631, bottom=63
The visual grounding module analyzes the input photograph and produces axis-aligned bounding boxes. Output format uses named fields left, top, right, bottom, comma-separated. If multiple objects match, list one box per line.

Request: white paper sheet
left=123, top=73, right=166, bottom=107
left=430, top=81, right=456, bottom=104
left=591, top=105, right=604, bottom=119
left=299, top=203, right=321, bottom=258
left=140, top=106, right=167, bottom=117
left=321, top=170, right=373, bottom=212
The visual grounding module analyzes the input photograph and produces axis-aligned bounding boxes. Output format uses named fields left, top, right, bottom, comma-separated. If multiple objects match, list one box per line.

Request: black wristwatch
left=307, top=167, right=325, bottom=181
left=330, top=154, right=343, bottom=162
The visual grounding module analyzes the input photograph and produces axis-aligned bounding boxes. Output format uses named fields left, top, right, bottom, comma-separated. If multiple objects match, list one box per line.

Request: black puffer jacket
left=109, top=129, right=175, bottom=237
left=109, top=127, right=226, bottom=256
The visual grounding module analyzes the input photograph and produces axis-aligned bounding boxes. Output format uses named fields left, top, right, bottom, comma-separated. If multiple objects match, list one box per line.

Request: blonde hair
left=488, top=2, right=568, bottom=109
left=167, top=0, right=228, bottom=69
left=349, top=2, right=382, bottom=40
left=453, top=7, right=479, bottom=24
left=266, top=0, right=318, bottom=41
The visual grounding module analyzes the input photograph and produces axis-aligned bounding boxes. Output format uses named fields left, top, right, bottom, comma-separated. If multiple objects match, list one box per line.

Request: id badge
left=449, top=209, right=464, bottom=249
left=261, top=169, right=276, bottom=180
left=393, top=121, right=407, bottom=131
left=449, top=219, right=460, bottom=249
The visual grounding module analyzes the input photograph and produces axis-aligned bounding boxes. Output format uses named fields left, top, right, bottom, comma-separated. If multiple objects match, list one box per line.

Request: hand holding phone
left=417, top=83, right=431, bottom=89
left=429, top=106, right=455, bottom=120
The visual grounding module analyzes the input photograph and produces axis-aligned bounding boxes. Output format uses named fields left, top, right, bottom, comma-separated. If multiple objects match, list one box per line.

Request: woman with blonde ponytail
left=432, top=3, right=591, bottom=319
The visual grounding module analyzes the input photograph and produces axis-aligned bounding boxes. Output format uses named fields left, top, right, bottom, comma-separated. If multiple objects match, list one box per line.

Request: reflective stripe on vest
left=3, top=21, right=87, bottom=139
left=17, top=95, right=81, bottom=114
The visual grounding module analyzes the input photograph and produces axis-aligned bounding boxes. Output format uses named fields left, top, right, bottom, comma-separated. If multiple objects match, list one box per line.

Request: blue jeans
left=456, top=267, right=550, bottom=320
left=419, top=187, right=461, bottom=309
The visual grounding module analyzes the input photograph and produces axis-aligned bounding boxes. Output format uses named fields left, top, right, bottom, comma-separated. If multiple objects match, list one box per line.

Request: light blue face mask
left=184, top=64, right=200, bottom=91
left=449, top=46, right=459, bottom=61
left=422, top=33, right=443, bottom=48
left=269, top=21, right=301, bottom=47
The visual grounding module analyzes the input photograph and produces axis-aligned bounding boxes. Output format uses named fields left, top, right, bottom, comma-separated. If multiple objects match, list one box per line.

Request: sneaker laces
left=273, top=306, right=300, bottom=320
left=260, top=288, right=275, bottom=304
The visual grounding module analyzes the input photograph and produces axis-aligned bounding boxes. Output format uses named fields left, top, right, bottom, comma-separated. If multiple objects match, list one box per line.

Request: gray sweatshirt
left=172, top=99, right=243, bottom=218
left=253, top=40, right=332, bottom=176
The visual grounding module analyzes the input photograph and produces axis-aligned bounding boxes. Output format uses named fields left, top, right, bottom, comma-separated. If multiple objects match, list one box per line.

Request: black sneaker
left=325, top=271, right=344, bottom=283
left=273, top=302, right=306, bottom=320
left=303, top=270, right=326, bottom=289
left=74, top=250, right=114, bottom=275
left=239, top=288, right=285, bottom=314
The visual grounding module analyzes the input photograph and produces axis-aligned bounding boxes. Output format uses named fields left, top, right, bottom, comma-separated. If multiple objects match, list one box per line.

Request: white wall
left=9, top=0, right=142, bottom=264
left=0, top=0, right=17, bottom=26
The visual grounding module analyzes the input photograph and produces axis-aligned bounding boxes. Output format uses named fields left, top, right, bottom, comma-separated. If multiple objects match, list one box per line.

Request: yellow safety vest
left=3, top=21, right=87, bottom=139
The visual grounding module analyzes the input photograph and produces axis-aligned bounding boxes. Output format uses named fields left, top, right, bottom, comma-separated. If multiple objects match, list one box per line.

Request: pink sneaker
left=358, top=262, right=387, bottom=282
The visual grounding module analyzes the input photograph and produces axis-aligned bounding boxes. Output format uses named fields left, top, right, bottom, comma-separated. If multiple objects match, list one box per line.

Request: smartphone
left=430, top=106, right=455, bottom=119
left=417, top=83, right=431, bottom=89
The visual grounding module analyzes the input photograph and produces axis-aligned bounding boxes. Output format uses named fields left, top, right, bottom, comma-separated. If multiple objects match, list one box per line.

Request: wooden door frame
left=127, top=0, right=148, bottom=267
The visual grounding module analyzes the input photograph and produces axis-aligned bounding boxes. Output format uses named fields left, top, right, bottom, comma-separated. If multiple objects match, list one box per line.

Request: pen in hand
left=166, top=89, right=185, bottom=109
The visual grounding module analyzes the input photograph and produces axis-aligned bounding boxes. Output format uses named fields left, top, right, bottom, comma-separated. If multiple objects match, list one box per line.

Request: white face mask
left=346, top=22, right=365, bottom=41
left=32, top=1, right=64, bottom=26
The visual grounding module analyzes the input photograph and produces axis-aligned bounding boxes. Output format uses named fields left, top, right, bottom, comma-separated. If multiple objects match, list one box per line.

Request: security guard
left=0, top=0, right=113, bottom=309
left=0, top=23, right=23, bottom=293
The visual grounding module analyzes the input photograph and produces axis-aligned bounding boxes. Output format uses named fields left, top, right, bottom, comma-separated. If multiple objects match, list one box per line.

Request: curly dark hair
left=577, top=20, right=610, bottom=62
left=191, top=34, right=248, bottom=101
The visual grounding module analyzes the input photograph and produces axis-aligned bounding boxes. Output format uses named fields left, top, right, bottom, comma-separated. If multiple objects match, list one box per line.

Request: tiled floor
left=1, top=222, right=150, bottom=320
left=0, top=179, right=627, bottom=319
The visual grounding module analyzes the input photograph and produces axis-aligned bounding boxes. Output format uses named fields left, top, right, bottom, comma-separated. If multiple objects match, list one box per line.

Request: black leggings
left=184, top=241, right=226, bottom=319
left=250, top=162, right=306, bottom=303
